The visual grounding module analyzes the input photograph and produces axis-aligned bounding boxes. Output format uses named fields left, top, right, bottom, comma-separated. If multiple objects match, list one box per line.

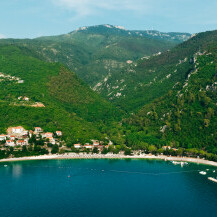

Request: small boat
left=172, top=161, right=188, bottom=165
left=199, top=171, right=207, bottom=175
left=213, top=170, right=215, bottom=173
left=4, top=165, right=8, bottom=167
left=172, top=161, right=180, bottom=165
left=208, top=177, right=217, bottom=183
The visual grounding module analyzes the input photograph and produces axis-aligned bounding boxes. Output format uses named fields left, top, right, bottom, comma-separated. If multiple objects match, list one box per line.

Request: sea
left=0, top=159, right=217, bottom=217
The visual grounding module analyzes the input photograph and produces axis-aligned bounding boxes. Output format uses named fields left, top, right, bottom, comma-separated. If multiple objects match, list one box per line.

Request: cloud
left=52, top=0, right=150, bottom=18
left=51, top=0, right=217, bottom=30
left=0, top=33, right=6, bottom=39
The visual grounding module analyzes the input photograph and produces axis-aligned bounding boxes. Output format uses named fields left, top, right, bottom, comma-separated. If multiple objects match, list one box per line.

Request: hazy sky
left=0, top=0, right=217, bottom=38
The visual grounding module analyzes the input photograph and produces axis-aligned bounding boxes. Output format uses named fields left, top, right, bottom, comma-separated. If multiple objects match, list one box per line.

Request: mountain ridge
left=0, top=24, right=190, bottom=87
left=95, top=30, right=217, bottom=112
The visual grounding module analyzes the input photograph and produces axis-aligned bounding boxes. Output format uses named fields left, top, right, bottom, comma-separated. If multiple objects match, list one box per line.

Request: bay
left=0, top=159, right=217, bottom=217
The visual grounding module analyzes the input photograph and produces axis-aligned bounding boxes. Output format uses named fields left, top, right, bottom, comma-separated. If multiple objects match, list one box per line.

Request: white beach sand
left=0, top=153, right=217, bottom=167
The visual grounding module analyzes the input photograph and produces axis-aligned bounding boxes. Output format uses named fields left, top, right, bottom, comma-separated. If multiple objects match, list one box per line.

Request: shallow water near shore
left=0, top=159, right=217, bottom=217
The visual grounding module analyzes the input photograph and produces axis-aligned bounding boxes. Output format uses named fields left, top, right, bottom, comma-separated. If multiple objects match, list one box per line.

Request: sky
left=0, top=0, right=217, bottom=39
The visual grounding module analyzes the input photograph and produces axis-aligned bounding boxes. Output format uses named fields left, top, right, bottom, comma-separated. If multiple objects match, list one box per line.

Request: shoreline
left=1, top=153, right=217, bottom=167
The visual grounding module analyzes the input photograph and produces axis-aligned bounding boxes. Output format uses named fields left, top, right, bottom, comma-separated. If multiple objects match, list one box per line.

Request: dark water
left=0, top=159, right=217, bottom=217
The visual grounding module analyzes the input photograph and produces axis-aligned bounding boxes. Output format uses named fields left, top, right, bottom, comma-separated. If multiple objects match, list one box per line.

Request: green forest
left=0, top=27, right=217, bottom=160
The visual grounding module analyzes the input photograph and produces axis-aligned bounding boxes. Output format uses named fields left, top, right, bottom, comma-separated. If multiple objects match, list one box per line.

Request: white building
left=84, top=144, right=93, bottom=149
left=10, top=135, right=16, bottom=140
left=16, top=140, right=27, bottom=146
left=6, top=140, right=15, bottom=147
left=48, top=137, right=55, bottom=145
left=56, top=131, right=62, bottom=136
left=11, top=126, right=24, bottom=134
left=34, top=127, right=43, bottom=134
left=44, top=132, right=53, bottom=138
left=74, top=144, right=81, bottom=149
left=23, top=96, right=29, bottom=101
left=108, top=140, right=113, bottom=146
left=91, top=140, right=99, bottom=146
left=0, top=135, right=7, bottom=141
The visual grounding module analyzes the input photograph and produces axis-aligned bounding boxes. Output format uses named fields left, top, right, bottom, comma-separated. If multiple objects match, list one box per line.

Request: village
left=0, top=126, right=63, bottom=146
left=0, top=126, right=113, bottom=156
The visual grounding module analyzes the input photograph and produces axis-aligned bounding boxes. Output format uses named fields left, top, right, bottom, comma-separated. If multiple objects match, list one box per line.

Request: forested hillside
left=0, top=44, right=122, bottom=143
left=96, top=31, right=217, bottom=112
left=120, top=30, right=217, bottom=155
left=1, top=27, right=217, bottom=157
left=0, top=25, right=190, bottom=87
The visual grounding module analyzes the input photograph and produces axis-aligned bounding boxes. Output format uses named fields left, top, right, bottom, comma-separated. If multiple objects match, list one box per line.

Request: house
left=74, top=144, right=81, bottom=149
left=108, top=140, right=113, bottom=146
left=16, top=140, right=27, bottom=146
left=45, top=132, right=53, bottom=138
left=92, top=140, right=100, bottom=146
left=48, top=137, right=55, bottom=145
left=6, top=140, right=15, bottom=147
left=126, top=60, right=133, bottom=64
left=84, top=144, right=93, bottom=149
left=0, top=134, right=7, bottom=141
left=22, top=130, right=29, bottom=136
left=11, top=126, right=24, bottom=134
left=23, top=96, right=29, bottom=101
left=97, top=145, right=104, bottom=151
left=10, top=135, right=16, bottom=140
left=56, top=131, right=62, bottom=136
left=22, top=135, right=28, bottom=139
left=34, top=127, right=43, bottom=134
left=29, top=130, right=34, bottom=137
left=162, top=146, right=171, bottom=150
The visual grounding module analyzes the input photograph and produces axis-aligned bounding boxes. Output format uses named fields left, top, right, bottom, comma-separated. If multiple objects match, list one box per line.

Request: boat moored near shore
left=208, top=177, right=217, bottom=183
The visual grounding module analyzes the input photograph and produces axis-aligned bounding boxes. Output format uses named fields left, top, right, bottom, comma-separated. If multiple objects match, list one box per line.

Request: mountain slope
left=0, top=25, right=190, bottom=87
left=121, top=30, right=217, bottom=153
left=96, top=30, right=216, bottom=112
left=0, top=44, right=122, bottom=143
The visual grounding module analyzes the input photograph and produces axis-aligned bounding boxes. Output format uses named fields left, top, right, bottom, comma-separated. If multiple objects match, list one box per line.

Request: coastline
left=1, top=153, right=217, bottom=167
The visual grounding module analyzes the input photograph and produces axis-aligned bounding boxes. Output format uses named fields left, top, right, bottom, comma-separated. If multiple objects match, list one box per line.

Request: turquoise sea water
left=0, top=159, right=217, bottom=217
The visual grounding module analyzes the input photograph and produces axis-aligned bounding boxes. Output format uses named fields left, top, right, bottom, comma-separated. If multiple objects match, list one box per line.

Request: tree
left=101, top=148, right=108, bottom=154
left=188, top=92, right=195, bottom=104
left=59, top=149, right=65, bottom=154
left=204, top=119, right=210, bottom=127
left=29, top=135, right=36, bottom=145
left=9, top=147, right=14, bottom=153
left=22, top=145, right=28, bottom=153
left=206, top=107, right=214, bottom=119
left=176, top=148, right=183, bottom=156
left=92, top=147, right=99, bottom=154
left=41, top=148, right=49, bottom=155
left=35, top=139, right=44, bottom=146
left=108, top=145, right=115, bottom=153
left=113, top=148, right=120, bottom=154
left=148, top=145, right=157, bottom=154
left=51, top=145, right=59, bottom=154
left=157, top=148, right=164, bottom=155
left=47, top=143, right=53, bottom=148
left=174, top=123, right=181, bottom=132
left=124, top=148, right=132, bottom=155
